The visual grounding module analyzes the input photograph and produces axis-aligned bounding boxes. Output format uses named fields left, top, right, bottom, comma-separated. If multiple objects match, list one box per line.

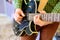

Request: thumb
left=16, top=8, right=25, bottom=17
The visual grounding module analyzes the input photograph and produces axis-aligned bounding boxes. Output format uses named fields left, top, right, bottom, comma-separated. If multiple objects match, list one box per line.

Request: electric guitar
left=13, top=13, right=60, bottom=36
left=13, top=0, right=60, bottom=36
left=13, top=0, right=37, bottom=36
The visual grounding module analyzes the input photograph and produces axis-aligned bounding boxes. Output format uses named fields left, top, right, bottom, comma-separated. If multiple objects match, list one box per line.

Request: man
left=6, top=0, right=59, bottom=40
left=14, top=7, right=59, bottom=40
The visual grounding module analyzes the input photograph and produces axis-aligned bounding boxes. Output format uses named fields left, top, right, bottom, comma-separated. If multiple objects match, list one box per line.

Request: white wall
left=0, top=0, right=5, bottom=13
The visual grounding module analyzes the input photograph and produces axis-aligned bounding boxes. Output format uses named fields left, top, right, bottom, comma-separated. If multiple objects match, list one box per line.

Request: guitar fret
left=58, top=14, right=60, bottom=22
left=58, top=14, right=59, bottom=22
left=48, top=14, right=52, bottom=21
left=54, top=14, right=58, bottom=22
left=28, top=13, right=60, bottom=22
left=42, top=14, right=47, bottom=21
left=51, top=14, right=54, bottom=22
left=41, top=14, right=60, bottom=22
left=59, top=14, right=60, bottom=22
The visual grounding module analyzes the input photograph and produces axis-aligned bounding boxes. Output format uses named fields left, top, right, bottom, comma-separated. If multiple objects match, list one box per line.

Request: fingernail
left=22, top=13, right=25, bottom=17
left=18, top=22, right=21, bottom=24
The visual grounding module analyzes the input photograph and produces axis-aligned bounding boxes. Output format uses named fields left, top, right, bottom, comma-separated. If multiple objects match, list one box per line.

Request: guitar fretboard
left=27, top=13, right=60, bottom=22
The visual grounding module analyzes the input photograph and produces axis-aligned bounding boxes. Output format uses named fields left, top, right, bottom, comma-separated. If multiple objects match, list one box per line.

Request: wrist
left=38, top=20, right=45, bottom=27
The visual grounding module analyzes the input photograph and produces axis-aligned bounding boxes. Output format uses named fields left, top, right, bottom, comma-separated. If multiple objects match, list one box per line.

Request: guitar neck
left=27, top=13, right=60, bottom=22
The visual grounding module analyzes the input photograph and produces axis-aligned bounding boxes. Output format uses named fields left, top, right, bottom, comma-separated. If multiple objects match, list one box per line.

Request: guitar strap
left=38, top=0, right=48, bottom=12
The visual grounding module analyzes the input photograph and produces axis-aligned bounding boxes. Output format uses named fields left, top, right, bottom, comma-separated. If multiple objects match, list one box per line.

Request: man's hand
left=34, top=11, right=52, bottom=27
left=14, top=8, right=25, bottom=24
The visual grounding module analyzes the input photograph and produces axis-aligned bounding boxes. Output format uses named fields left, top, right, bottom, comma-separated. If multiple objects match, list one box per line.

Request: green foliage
left=52, top=2, right=60, bottom=13
left=44, top=3, right=53, bottom=13
left=43, top=0, right=59, bottom=13
left=48, top=0, right=58, bottom=7
left=13, top=0, right=23, bottom=9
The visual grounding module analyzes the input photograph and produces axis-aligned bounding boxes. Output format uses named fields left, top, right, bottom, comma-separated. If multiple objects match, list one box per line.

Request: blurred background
left=0, top=0, right=60, bottom=40
left=0, top=0, right=5, bottom=13
left=0, top=0, right=18, bottom=40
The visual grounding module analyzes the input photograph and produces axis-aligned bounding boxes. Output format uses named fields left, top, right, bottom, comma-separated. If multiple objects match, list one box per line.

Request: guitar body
left=19, top=22, right=59, bottom=40
left=40, top=22, right=59, bottom=40
left=13, top=0, right=38, bottom=36
left=20, top=34, right=37, bottom=40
